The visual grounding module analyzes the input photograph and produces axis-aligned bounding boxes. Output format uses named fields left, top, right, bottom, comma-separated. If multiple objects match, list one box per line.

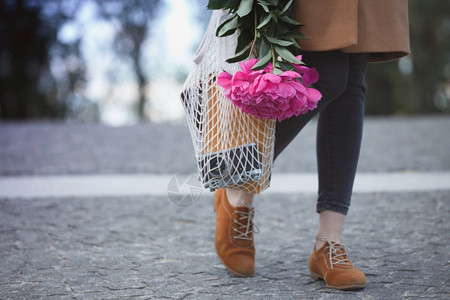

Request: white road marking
left=0, top=172, right=449, bottom=198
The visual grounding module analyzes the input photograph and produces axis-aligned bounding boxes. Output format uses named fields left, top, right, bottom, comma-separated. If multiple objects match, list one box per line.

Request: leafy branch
left=207, top=0, right=307, bottom=74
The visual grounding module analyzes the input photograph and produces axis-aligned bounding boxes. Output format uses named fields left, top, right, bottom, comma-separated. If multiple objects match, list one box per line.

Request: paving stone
left=1, top=117, right=449, bottom=298
left=0, top=191, right=449, bottom=299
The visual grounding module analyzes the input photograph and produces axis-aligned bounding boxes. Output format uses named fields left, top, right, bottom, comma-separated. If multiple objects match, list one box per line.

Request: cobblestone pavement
left=1, top=192, right=449, bottom=299
left=0, top=116, right=449, bottom=299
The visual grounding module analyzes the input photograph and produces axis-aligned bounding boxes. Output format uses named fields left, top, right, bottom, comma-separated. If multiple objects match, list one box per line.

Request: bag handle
left=193, top=10, right=227, bottom=64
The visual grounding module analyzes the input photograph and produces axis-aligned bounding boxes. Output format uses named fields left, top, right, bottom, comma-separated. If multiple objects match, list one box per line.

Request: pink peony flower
left=217, top=55, right=322, bottom=121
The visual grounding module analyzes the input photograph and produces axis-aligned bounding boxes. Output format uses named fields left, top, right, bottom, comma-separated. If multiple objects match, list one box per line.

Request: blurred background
left=0, top=0, right=449, bottom=126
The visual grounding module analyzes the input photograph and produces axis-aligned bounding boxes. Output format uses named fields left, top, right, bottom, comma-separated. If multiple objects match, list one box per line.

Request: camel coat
left=293, top=0, right=410, bottom=62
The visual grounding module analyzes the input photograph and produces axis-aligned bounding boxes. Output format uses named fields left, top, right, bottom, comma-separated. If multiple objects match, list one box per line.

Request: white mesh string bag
left=181, top=10, right=276, bottom=194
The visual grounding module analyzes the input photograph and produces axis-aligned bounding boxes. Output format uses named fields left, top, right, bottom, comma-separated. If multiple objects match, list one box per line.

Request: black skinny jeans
left=274, top=50, right=369, bottom=215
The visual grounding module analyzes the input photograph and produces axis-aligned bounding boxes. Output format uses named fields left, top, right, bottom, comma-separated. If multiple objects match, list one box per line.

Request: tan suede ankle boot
left=214, top=189, right=256, bottom=277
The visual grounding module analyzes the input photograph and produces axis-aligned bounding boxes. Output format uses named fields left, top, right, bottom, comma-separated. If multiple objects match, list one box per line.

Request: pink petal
left=277, top=82, right=296, bottom=98
left=262, top=73, right=281, bottom=83
left=291, top=81, right=308, bottom=94
left=294, top=65, right=309, bottom=74
left=233, top=71, right=247, bottom=82
left=302, top=68, right=319, bottom=86
left=264, top=62, right=274, bottom=73
left=306, top=87, right=322, bottom=102
left=240, top=59, right=259, bottom=74
left=254, top=76, right=268, bottom=93
left=279, top=70, right=301, bottom=79
left=217, top=72, right=232, bottom=88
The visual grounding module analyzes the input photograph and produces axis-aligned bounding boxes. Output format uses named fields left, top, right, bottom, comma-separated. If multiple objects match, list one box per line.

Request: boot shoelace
left=232, top=209, right=259, bottom=241
left=320, top=238, right=352, bottom=269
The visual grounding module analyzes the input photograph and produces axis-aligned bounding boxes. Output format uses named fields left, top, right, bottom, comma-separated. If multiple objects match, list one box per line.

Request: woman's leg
left=226, top=51, right=354, bottom=208
left=273, top=51, right=368, bottom=246
left=274, top=51, right=368, bottom=215
left=309, top=53, right=368, bottom=290
left=225, top=188, right=254, bottom=207
left=315, top=53, right=368, bottom=213
left=274, top=50, right=350, bottom=159
left=314, top=53, right=368, bottom=247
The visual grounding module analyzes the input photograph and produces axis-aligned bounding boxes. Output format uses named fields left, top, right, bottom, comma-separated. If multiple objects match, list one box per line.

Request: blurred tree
left=1, top=0, right=448, bottom=120
left=0, top=0, right=162, bottom=121
left=0, top=0, right=92, bottom=120
left=408, top=0, right=450, bottom=113
left=0, top=0, right=59, bottom=119
left=44, top=0, right=93, bottom=122
left=365, top=0, right=450, bottom=114
left=95, top=0, right=162, bottom=120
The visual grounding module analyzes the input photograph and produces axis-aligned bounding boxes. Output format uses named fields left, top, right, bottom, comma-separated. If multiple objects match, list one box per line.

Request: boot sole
left=310, top=271, right=365, bottom=290
left=215, top=248, right=255, bottom=277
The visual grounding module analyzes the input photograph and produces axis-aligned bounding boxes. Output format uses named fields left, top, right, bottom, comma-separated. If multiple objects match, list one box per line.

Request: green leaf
left=274, top=45, right=302, bottom=64
left=207, top=0, right=240, bottom=10
left=256, top=13, right=272, bottom=29
left=258, top=39, right=271, bottom=58
left=270, top=12, right=278, bottom=23
left=228, top=0, right=242, bottom=9
left=291, top=38, right=301, bottom=49
left=217, top=15, right=241, bottom=37
left=257, top=0, right=276, bottom=7
left=279, top=15, right=302, bottom=26
left=236, top=30, right=253, bottom=53
left=207, top=0, right=225, bottom=9
left=266, top=36, right=293, bottom=47
left=273, top=67, right=283, bottom=75
left=226, top=48, right=252, bottom=63
left=279, top=30, right=307, bottom=40
left=257, top=2, right=271, bottom=13
left=251, top=50, right=273, bottom=70
left=237, top=0, right=254, bottom=17
left=278, top=61, right=297, bottom=71
left=279, top=0, right=293, bottom=15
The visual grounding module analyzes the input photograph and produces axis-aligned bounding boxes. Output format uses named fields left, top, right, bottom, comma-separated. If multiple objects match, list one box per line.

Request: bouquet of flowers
left=208, top=0, right=322, bottom=121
